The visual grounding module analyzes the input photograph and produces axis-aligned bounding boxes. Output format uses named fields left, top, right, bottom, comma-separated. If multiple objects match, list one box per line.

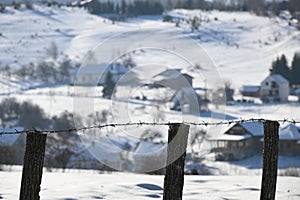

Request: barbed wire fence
left=1, top=118, right=300, bottom=135
left=1, top=118, right=299, bottom=200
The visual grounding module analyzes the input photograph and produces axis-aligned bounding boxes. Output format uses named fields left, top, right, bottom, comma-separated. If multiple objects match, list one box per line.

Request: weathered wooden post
left=163, top=123, right=190, bottom=200
left=20, top=132, right=47, bottom=200
left=260, top=120, right=279, bottom=200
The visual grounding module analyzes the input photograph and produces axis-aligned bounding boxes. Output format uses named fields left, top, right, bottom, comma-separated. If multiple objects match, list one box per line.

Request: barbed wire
left=1, top=118, right=300, bottom=135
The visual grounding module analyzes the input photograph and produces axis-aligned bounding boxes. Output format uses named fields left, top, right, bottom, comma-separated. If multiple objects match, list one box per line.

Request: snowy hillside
left=0, top=6, right=299, bottom=89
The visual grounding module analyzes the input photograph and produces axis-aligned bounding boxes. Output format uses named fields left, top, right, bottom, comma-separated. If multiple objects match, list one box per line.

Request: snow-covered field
left=0, top=170, right=299, bottom=200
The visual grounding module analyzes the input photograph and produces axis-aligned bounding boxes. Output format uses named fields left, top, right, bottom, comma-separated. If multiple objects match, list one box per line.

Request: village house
left=240, top=85, right=260, bottom=97
left=152, top=69, right=193, bottom=90
left=209, top=122, right=264, bottom=161
left=278, top=124, right=300, bottom=156
left=70, top=63, right=128, bottom=86
left=260, top=74, right=290, bottom=103
left=209, top=122, right=300, bottom=161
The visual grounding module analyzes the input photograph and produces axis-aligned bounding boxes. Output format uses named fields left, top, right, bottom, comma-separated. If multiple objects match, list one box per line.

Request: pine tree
left=291, top=53, right=300, bottom=86
left=102, top=71, right=116, bottom=99
left=270, top=54, right=291, bottom=81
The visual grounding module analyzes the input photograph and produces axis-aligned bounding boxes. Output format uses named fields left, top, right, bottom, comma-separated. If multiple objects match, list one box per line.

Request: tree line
left=83, top=0, right=164, bottom=16
left=270, top=52, right=300, bottom=87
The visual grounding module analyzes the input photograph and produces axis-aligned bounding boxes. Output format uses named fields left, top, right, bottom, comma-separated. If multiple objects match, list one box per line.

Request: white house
left=260, top=74, right=290, bottom=103
left=70, top=63, right=129, bottom=86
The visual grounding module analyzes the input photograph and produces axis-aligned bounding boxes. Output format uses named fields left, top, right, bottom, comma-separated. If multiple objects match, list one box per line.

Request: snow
left=241, top=85, right=260, bottom=93
left=279, top=124, right=300, bottom=140
left=71, top=64, right=108, bottom=75
left=262, top=74, right=289, bottom=84
left=0, top=127, right=23, bottom=146
left=0, top=6, right=299, bottom=196
left=239, top=122, right=264, bottom=137
left=0, top=170, right=299, bottom=199
left=0, top=134, right=19, bottom=146
left=216, top=134, right=252, bottom=141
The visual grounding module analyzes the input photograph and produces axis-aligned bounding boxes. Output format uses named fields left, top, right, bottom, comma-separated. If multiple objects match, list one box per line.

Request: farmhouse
left=70, top=63, right=128, bottom=86
left=152, top=69, right=193, bottom=90
left=209, top=122, right=264, bottom=161
left=260, top=74, right=290, bottom=103
left=209, top=122, right=300, bottom=161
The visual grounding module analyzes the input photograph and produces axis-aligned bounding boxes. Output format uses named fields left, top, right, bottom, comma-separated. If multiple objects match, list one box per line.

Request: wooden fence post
left=260, top=120, right=279, bottom=200
left=20, top=132, right=47, bottom=200
left=163, top=123, right=190, bottom=200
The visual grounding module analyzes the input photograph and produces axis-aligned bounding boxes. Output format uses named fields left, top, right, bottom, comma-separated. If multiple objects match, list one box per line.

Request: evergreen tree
left=270, top=54, right=290, bottom=81
left=102, top=71, right=116, bottom=99
left=291, top=53, right=300, bottom=86
left=121, top=0, right=127, bottom=14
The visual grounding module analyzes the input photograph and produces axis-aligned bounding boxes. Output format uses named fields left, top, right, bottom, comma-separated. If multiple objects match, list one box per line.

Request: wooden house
left=209, top=122, right=300, bottom=161
left=209, top=122, right=264, bottom=161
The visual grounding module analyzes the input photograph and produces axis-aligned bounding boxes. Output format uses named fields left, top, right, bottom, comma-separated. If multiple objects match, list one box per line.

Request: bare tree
left=47, top=41, right=58, bottom=61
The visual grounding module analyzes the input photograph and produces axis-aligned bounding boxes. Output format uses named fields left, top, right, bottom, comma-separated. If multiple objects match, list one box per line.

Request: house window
left=265, top=82, right=269, bottom=86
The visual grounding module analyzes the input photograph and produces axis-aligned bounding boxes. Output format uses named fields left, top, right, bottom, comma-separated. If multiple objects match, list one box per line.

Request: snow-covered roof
left=241, top=85, right=260, bottom=92
left=222, top=122, right=264, bottom=137
left=152, top=69, right=192, bottom=82
left=0, top=127, right=23, bottom=147
left=279, top=124, right=300, bottom=140
left=240, top=122, right=264, bottom=136
left=208, top=122, right=263, bottom=141
left=0, top=135, right=19, bottom=146
left=71, top=64, right=107, bottom=75
left=263, top=74, right=289, bottom=84
left=217, top=134, right=252, bottom=141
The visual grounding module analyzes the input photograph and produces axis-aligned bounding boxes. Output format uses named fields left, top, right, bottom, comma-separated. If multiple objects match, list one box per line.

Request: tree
left=45, top=111, right=81, bottom=170
left=288, top=0, right=300, bottom=14
left=102, top=71, right=116, bottom=99
left=270, top=54, right=291, bottom=81
left=58, top=58, right=72, bottom=82
left=36, top=61, right=57, bottom=83
left=19, top=101, right=49, bottom=129
left=245, top=0, right=265, bottom=14
left=291, top=53, right=300, bottom=86
left=47, top=41, right=58, bottom=61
